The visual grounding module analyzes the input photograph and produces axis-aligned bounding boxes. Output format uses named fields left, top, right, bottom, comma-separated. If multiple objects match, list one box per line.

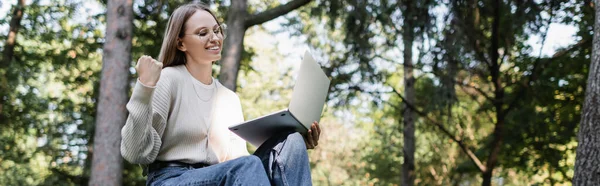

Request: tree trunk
left=218, top=0, right=312, bottom=92
left=2, top=0, right=25, bottom=66
left=89, top=0, right=133, bottom=185
left=218, top=0, right=247, bottom=92
left=401, top=3, right=415, bottom=185
left=573, top=0, right=600, bottom=184
left=482, top=171, right=492, bottom=186
left=482, top=1, right=503, bottom=185
left=0, top=0, right=25, bottom=122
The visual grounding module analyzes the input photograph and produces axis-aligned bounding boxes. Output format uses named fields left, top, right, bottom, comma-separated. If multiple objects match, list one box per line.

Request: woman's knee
left=285, top=132, right=306, bottom=151
left=223, top=156, right=271, bottom=185
left=236, top=155, right=264, bottom=169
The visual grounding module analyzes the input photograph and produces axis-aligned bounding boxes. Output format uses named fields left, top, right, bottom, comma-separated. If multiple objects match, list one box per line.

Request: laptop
left=228, top=51, right=331, bottom=147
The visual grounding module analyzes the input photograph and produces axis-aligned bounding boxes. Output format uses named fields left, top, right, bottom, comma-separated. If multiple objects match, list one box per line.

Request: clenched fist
left=136, top=55, right=163, bottom=87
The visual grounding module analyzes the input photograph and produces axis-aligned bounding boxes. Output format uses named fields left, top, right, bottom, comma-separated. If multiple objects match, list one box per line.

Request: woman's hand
left=136, top=55, right=163, bottom=87
left=304, top=121, right=321, bottom=149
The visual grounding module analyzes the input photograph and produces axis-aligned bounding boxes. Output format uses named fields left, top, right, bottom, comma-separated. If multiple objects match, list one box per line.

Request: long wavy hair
left=158, top=3, right=222, bottom=68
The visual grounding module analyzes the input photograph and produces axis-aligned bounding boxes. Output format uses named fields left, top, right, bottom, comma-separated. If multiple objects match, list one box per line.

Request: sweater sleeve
left=120, top=75, right=173, bottom=164
left=227, top=94, right=250, bottom=159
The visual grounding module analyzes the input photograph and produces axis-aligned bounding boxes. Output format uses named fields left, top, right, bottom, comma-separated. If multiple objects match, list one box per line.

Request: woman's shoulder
left=160, top=65, right=186, bottom=81
left=216, top=81, right=240, bottom=101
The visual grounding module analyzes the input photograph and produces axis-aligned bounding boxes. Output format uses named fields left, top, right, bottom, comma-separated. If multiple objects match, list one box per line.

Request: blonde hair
left=158, top=3, right=222, bottom=67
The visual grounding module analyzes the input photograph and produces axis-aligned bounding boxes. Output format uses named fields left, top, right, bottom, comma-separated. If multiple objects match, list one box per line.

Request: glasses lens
left=198, top=24, right=227, bottom=41
left=219, top=24, right=227, bottom=39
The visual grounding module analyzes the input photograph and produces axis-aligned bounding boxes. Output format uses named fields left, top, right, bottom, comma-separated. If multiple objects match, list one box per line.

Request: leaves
left=0, top=0, right=591, bottom=185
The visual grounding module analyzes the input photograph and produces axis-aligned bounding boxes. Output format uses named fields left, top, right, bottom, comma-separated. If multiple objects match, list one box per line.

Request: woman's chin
left=204, top=50, right=221, bottom=59
left=193, top=51, right=221, bottom=63
left=211, top=55, right=221, bottom=62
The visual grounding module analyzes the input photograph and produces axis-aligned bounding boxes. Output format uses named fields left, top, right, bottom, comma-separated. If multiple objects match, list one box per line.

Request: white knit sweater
left=120, top=65, right=248, bottom=165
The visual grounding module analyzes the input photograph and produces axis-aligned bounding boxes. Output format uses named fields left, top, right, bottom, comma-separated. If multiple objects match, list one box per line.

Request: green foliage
left=286, top=0, right=590, bottom=185
left=0, top=0, right=104, bottom=185
left=500, top=2, right=592, bottom=181
left=0, top=0, right=592, bottom=185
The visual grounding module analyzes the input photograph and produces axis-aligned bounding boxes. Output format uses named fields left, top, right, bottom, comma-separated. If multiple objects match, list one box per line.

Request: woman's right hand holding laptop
left=304, top=121, right=321, bottom=149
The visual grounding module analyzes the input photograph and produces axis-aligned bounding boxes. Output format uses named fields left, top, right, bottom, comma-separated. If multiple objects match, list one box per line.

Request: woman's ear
left=176, top=38, right=187, bottom=52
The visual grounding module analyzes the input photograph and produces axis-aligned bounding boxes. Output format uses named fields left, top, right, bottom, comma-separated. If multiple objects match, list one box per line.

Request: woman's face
left=179, top=10, right=223, bottom=64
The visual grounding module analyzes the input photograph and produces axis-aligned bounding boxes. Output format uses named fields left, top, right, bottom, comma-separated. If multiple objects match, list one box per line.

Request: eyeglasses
left=184, top=24, right=227, bottom=42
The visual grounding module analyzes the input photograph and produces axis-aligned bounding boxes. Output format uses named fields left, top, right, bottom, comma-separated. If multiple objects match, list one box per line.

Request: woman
left=120, top=3, right=321, bottom=186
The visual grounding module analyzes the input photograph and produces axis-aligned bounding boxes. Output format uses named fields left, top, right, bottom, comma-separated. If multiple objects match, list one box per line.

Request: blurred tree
left=286, top=0, right=455, bottom=185
left=89, top=0, right=133, bottom=185
left=288, top=0, right=438, bottom=184
left=288, top=0, right=590, bottom=185
left=444, top=0, right=589, bottom=185
left=0, top=0, right=24, bottom=65
left=395, top=1, right=436, bottom=185
left=573, top=0, right=600, bottom=185
left=219, top=0, right=311, bottom=91
left=0, top=0, right=25, bottom=126
left=0, top=0, right=105, bottom=185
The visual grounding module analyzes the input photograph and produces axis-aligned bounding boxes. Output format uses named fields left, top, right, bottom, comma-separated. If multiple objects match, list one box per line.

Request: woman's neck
left=185, top=61, right=213, bottom=85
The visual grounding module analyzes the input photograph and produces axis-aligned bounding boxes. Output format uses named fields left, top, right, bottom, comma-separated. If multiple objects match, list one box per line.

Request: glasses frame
left=183, top=24, right=227, bottom=42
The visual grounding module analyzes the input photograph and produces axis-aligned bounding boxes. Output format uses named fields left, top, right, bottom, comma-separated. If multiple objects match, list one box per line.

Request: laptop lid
left=288, top=51, right=331, bottom=129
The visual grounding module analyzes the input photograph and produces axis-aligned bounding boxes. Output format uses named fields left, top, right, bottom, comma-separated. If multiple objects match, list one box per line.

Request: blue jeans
left=146, top=132, right=312, bottom=186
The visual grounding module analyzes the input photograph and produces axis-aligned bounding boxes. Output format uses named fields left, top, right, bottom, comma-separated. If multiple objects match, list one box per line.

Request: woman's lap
left=147, top=131, right=311, bottom=186
left=147, top=156, right=269, bottom=186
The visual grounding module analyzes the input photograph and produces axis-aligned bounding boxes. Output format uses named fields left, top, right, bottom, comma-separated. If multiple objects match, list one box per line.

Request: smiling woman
left=157, top=4, right=223, bottom=71
left=119, top=2, right=321, bottom=186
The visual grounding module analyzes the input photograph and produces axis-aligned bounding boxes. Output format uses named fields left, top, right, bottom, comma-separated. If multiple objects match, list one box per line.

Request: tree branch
left=2, top=0, right=25, bottom=67
left=505, top=38, right=590, bottom=113
left=454, top=79, right=494, bottom=102
left=537, top=4, right=554, bottom=60
left=388, top=87, right=487, bottom=173
left=485, top=0, right=505, bottom=174
left=551, top=39, right=591, bottom=59
left=382, top=100, right=402, bottom=110
left=348, top=83, right=490, bottom=173
left=245, top=0, right=312, bottom=28
left=458, top=84, right=485, bottom=109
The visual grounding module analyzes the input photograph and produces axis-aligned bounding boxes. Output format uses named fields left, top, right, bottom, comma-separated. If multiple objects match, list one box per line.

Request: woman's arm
left=225, top=94, right=250, bottom=160
left=120, top=56, right=170, bottom=164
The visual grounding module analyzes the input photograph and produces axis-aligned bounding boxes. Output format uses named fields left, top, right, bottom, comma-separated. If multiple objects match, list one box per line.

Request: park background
left=0, top=0, right=598, bottom=185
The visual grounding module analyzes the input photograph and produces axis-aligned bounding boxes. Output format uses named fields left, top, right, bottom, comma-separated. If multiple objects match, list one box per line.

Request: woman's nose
left=210, top=32, right=221, bottom=42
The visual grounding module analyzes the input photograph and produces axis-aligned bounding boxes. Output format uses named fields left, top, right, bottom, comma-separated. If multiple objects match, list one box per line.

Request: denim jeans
left=146, top=131, right=312, bottom=186
left=253, top=131, right=312, bottom=186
